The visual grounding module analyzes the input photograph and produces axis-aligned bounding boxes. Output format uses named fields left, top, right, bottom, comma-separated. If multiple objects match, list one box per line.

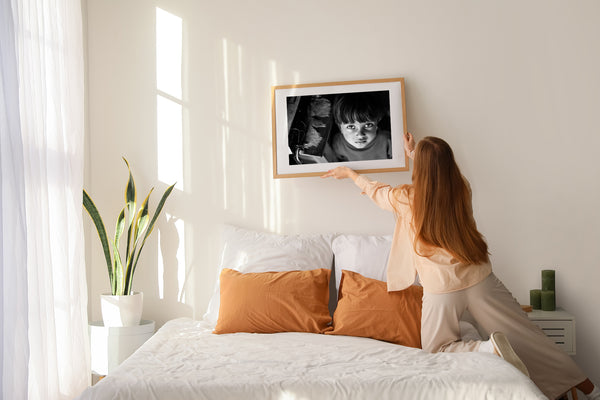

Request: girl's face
left=339, top=121, right=378, bottom=148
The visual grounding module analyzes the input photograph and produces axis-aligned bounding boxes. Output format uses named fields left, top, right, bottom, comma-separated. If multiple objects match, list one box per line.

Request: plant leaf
left=142, top=183, right=175, bottom=241
left=124, top=190, right=151, bottom=293
left=134, top=202, right=151, bottom=244
left=123, top=158, right=136, bottom=262
left=115, top=207, right=126, bottom=244
left=112, top=240, right=125, bottom=295
left=114, top=206, right=126, bottom=259
left=132, top=189, right=152, bottom=248
left=83, top=190, right=113, bottom=286
left=112, top=207, right=127, bottom=295
left=128, top=183, right=176, bottom=294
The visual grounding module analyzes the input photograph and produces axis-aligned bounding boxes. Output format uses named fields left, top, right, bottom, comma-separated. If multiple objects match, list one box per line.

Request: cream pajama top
left=355, top=175, right=492, bottom=293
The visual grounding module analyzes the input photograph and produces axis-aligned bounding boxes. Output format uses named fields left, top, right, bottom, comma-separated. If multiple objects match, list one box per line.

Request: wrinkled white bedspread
left=76, top=318, right=547, bottom=400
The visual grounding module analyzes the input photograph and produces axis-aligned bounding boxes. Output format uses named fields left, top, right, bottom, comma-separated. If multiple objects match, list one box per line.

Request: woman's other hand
left=404, top=132, right=416, bottom=159
left=321, top=166, right=359, bottom=180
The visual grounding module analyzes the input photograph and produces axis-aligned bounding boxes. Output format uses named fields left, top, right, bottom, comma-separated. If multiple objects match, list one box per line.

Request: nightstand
left=527, top=308, right=576, bottom=355
left=89, top=319, right=155, bottom=376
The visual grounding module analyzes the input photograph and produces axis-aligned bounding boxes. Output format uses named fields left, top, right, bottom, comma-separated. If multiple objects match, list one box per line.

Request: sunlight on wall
left=237, top=45, right=244, bottom=98
left=218, top=42, right=286, bottom=231
left=156, top=7, right=183, bottom=191
left=156, top=10, right=181, bottom=99
left=221, top=38, right=230, bottom=211
left=156, top=7, right=186, bottom=302
left=267, top=60, right=282, bottom=232
left=221, top=122, right=230, bottom=210
left=157, top=95, right=182, bottom=188
left=260, top=142, right=281, bottom=233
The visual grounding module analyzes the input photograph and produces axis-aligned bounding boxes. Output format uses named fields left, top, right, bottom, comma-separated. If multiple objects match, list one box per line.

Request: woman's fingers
left=321, top=167, right=347, bottom=179
left=321, top=170, right=334, bottom=178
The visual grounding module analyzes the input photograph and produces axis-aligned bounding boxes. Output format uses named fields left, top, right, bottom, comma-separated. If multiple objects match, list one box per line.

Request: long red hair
left=408, top=136, right=489, bottom=265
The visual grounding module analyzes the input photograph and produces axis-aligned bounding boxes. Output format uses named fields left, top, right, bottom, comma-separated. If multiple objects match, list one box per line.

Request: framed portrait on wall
left=271, top=77, right=408, bottom=179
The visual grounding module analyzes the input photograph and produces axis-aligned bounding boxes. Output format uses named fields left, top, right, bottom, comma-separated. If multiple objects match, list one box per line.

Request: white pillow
left=203, top=225, right=334, bottom=325
left=331, top=234, right=392, bottom=295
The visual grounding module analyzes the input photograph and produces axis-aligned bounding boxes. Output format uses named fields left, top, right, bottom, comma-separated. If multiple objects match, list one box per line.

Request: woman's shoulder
left=391, top=184, right=413, bottom=210
left=393, top=183, right=412, bottom=196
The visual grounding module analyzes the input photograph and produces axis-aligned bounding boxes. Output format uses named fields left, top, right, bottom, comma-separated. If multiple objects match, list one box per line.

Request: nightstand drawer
left=527, top=308, right=576, bottom=355
left=529, top=320, right=574, bottom=354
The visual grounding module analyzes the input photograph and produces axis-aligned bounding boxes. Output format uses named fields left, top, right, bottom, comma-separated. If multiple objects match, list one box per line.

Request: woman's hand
left=321, top=166, right=359, bottom=180
left=404, top=132, right=416, bottom=159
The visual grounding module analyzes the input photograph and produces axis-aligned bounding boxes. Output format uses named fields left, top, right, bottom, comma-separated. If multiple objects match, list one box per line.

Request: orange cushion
left=326, top=270, right=423, bottom=348
left=214, top=268, right=333, bottom=334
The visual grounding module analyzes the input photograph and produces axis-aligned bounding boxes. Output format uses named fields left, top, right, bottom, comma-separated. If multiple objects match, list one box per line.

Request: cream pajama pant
left=421, top=272, right=586, bottom=400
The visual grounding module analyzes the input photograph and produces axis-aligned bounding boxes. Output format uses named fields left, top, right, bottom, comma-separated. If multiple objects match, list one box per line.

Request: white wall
left=84, top=0, right=600, bottom=381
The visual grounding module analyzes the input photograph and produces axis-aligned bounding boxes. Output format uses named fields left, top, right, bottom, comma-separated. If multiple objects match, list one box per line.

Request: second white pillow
left=331, top=234, right=392, bottom=296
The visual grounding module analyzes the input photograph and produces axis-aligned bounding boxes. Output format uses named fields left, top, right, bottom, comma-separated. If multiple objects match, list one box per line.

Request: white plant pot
left=100, top=292, right=143, bottom=327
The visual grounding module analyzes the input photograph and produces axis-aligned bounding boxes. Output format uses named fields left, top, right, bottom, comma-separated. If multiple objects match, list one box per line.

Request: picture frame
left=271, top=77, right=408, bottom=179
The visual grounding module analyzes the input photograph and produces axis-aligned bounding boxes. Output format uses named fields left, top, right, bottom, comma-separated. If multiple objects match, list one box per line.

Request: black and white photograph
left=272, top=78, right=408, bottom=178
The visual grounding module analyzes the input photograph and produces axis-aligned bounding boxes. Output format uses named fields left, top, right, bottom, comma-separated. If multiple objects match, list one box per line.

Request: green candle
left=541, top=290, right=556, bottom=311
left=541, top=269, right=555, bottom=291
left=530, top=289, right=542, bottom=310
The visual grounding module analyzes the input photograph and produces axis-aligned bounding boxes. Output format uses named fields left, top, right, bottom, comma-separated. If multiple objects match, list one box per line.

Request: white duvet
left=76, top=318, right=547, bottom=400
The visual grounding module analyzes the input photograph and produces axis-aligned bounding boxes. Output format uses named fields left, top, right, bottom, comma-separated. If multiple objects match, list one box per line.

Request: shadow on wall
left=153, top=213, right=193, bottom=321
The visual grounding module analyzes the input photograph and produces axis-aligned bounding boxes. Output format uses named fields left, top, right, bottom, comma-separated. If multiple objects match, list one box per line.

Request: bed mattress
left=76, top=317, right=547, bottom=400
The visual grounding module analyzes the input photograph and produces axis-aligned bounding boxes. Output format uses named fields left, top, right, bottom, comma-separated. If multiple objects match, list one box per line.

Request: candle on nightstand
left=541, top=290, right=556, bottom=311
left=541, top=269, right=555, bottom=291
left=530, top=289, right=542, bottom=310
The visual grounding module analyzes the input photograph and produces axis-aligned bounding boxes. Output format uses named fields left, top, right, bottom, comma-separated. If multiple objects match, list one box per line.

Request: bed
left=76, top=225, right=548, bottom=400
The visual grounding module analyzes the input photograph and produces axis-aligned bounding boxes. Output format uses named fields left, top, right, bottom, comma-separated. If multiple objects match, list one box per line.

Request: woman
left=322, top=133, right=598, bottom=400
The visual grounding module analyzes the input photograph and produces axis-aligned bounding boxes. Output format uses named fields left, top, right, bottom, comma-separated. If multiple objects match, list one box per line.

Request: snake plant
left=83, top=158, right=175, bottom=296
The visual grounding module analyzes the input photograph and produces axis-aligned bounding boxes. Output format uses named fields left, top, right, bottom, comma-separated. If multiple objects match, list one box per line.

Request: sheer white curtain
left=1, top=0, right=30, bottom=397
left=1, top=0, right=89, bottom=399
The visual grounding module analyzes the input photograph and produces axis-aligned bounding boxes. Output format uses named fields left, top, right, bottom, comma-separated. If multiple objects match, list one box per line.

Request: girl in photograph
left=322, top=92, right=392, bottom=162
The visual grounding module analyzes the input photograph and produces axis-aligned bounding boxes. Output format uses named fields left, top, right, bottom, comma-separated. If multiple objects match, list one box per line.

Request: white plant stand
left=89, top=319, right=155, bottom=377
